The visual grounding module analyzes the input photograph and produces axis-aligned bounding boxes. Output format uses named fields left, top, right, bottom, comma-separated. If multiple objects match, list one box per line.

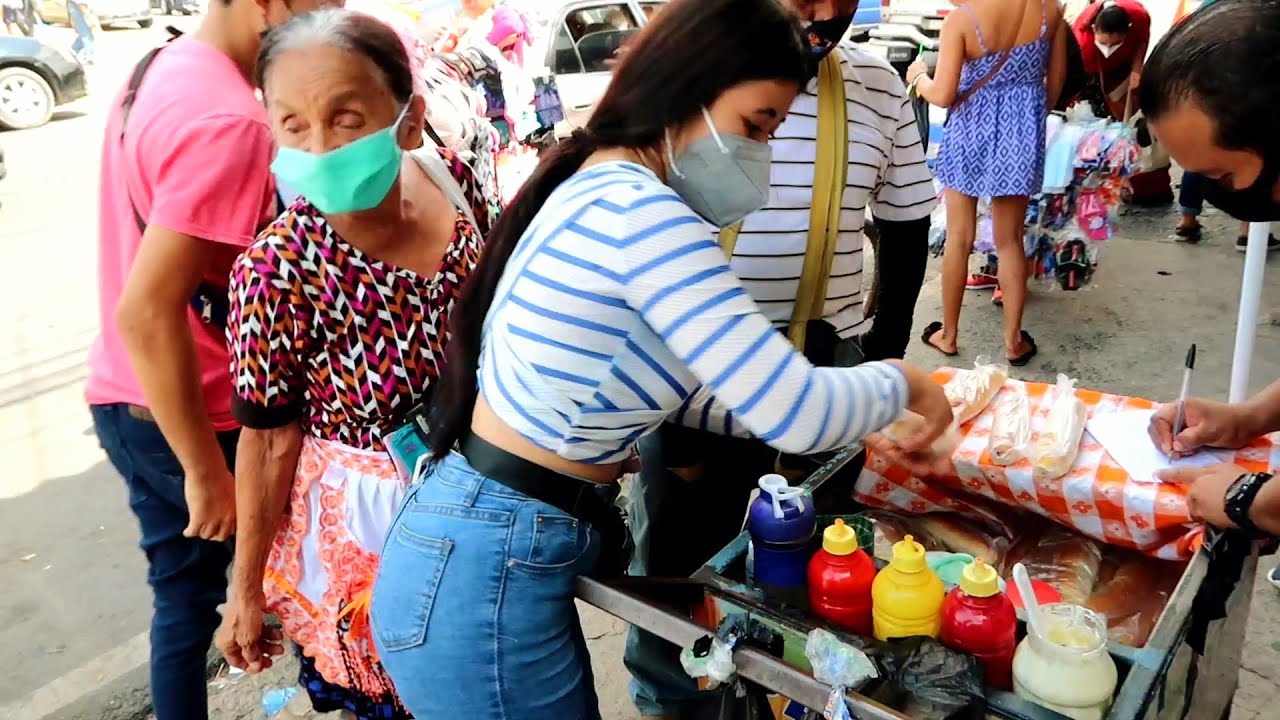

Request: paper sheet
left=1084, top=409, right=1230, bottom=484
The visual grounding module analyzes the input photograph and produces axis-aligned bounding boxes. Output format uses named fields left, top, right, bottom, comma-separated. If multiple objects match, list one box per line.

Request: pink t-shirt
left=85, top=36, right=276, bottom=431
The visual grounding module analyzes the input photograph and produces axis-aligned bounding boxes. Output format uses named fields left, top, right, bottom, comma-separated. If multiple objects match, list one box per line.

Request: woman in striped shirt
left=370, top=0, right=953, bottom=715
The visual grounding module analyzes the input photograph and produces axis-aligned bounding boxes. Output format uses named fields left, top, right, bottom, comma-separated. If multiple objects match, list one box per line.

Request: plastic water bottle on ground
left=262, top=686, right=313, bottom=718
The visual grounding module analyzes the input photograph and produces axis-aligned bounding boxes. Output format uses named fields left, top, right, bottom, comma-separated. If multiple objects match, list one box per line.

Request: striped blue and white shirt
left=477, top=161, right=909, bottom=464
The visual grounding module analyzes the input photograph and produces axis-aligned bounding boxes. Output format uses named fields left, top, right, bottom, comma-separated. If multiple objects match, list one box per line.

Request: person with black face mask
left=621, top=1, right=938, bottom=718
left=1140, top=0, right=1280, bottom=551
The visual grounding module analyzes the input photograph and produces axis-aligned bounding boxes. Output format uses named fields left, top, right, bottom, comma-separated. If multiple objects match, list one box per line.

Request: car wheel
left=138, top=17, right=154, bottom=27
left=0, top=67, right=55, bottom=130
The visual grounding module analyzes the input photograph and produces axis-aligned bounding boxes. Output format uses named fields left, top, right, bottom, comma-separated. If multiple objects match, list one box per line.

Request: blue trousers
left=372, top=452, right=603, bottom=719
left=91, top=403, right=238, bottom=720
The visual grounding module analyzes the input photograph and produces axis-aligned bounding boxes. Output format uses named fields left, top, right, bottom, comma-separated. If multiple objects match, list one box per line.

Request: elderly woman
left=213, top=10, right=493, bottom=719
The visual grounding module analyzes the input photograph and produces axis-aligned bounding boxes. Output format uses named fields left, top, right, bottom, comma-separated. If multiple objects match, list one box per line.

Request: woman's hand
left=214, top=588, right=284, bottom=674
left=886, top=360, right=954, bottom=452
left=1148, top=397, right=1258, bottom=457
left=908, top=58, right=930, bottom=88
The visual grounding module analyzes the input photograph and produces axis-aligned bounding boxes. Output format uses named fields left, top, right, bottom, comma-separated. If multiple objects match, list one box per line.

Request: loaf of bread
left=1086, top=549, right=1182, bottom=647
left=919, top=514, right=1009, bottom=567
left=1033, top=374, right=1088, bottom=480
left=1004, top=525, right=1102, bottom=605
left=944, top=357, right=1008, bottom=426
left=988, top=383, right=1032, bottom=466
left=881, top=411, right=961, bottom=458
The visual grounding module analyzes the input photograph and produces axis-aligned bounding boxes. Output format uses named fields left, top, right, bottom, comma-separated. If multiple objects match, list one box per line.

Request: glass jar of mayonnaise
left=1012, top=603, right=1118, bottom=720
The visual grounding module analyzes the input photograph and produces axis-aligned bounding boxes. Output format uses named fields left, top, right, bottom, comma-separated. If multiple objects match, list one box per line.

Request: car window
left=549, top=20, right=584, bottom=74
left=564, top=4, right=639, bottom=42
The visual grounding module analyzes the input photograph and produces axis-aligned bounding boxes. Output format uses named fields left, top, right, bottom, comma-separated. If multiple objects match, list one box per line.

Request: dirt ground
left=192, top=199, right=1280, bottom=720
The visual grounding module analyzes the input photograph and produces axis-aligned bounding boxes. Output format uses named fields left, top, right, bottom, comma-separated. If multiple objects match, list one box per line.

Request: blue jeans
left=625, top=340, right=864, bottom=716
left=1180, top=171, right=1206, bottom=218
left=91, top=403, right=238, bottom=720
left=371, top=452, right=603, bottom=719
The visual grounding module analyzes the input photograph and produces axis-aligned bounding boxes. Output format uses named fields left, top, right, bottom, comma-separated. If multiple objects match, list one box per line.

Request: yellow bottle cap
left=822, top=518, right=859, bottom=555
left=959, top=557, right=1000, bottom=598
left=891, top=534, right=927, bottom=573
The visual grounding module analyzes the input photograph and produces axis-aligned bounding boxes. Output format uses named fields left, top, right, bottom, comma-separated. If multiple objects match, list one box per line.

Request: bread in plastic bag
left=1032, top=374, right=1089, bottom=480
left=944, top=356, right=1008, bottom=426
left=866, top=510, right=1008, bottom=568
left=987, top=382, right=1031, bottom=466
left=1004, top=525, right=1102, bottom=606
left=1086, top=548, right=1182, bottom=647
left=881, top=411, right=961, bottom=458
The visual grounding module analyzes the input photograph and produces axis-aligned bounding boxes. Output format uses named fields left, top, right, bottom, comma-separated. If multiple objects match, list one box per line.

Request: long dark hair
left=428, top=0, right=813, bottom=460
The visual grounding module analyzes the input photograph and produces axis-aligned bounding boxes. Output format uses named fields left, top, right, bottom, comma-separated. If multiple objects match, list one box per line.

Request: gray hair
left=255, top=9, right=414, bottom=103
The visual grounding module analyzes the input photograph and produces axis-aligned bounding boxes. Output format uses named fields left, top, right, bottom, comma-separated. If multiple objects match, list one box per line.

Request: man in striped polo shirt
left=623, top=1, right=938, bottom=717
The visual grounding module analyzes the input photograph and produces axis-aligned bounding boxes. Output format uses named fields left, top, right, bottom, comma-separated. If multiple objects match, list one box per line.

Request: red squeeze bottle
left=808, top=518, right=876, bottom=635
left=939, top=557, right=1017, bottom=690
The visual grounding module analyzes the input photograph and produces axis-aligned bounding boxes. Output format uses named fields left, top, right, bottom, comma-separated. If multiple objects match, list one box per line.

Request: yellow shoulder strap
left=787, top=52, right=847, bottom=351
left=717, top=52, right=846, bottom=351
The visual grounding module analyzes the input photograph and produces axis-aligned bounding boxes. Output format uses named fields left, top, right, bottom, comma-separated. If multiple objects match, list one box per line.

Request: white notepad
left=1084, top=409, right=1230, bottom=484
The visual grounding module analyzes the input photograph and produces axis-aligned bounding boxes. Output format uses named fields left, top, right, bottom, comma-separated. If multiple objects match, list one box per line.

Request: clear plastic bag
left=1086, top=548, right=1183, bottom=647
left=944, top=356, right=1008, bottom=426
left=881, top=411, right=961, bottom=459
left=1032, top=374, right=1088, bottom=480
left=867, top=510, right=1008, bottom=568
left=987, top=382, right=1032, bottom=466
left=1005, top=525, right=1102, bottom=606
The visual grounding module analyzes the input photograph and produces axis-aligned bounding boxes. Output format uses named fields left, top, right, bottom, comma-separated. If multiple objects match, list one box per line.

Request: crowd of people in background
left=80, top=0, right=1280, bottom=718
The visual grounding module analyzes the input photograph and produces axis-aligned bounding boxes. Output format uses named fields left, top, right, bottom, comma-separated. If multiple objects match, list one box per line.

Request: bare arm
left=1046, top=17, right=1068, bottom=110
left=117, top=227, right=235, bottom=540
left=913, top=15, right=967, bottom=108
left=1242, top=380, right=1280, bottom=438
left=229, top=424, right=303, bottom=601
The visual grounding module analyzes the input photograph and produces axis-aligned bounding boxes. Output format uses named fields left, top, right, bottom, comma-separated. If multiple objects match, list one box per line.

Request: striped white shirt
left=477, top=162, right=909, bottom=464
left=729, top=44, right=937, bottom=340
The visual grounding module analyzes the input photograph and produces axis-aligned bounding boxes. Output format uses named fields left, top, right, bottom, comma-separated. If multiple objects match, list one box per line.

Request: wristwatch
left=1224, top=471, right=1273, bottom=536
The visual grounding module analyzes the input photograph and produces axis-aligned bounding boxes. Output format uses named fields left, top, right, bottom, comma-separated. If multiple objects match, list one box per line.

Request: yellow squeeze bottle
left=872, top=534, right=946, bottom=641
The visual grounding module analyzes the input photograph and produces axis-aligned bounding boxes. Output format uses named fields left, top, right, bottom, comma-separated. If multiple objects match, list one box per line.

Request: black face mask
left=1204, top=154, right=1280, bottom=223
left=804, top=12, right=857, bottom=60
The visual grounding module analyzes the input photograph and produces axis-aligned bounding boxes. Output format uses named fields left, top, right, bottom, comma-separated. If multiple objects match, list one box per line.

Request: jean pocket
left=508, top=513, right=592, bottom=574
left=372, top=523, right=453, bottom=652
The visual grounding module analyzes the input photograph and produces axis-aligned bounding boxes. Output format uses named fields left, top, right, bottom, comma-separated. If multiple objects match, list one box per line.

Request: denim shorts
left=370, top=452, right=603, bottom=719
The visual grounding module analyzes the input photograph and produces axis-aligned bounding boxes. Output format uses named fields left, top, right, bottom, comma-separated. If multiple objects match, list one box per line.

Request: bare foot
left=924, top=325, right=959, bottom=356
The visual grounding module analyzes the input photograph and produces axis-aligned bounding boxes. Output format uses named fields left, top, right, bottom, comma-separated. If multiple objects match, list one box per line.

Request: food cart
left=575, top=366, right=1275, bottom=720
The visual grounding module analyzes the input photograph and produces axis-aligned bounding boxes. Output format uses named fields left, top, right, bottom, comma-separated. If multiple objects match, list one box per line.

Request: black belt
left=459, top=433, right=633, bottom=575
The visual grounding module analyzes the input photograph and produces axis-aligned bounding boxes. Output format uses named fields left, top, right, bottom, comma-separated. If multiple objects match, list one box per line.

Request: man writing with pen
left=1137, top=0, right=1280, bottom=541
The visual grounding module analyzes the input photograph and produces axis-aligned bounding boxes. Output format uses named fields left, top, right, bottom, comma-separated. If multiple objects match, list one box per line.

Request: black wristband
left=1225, top=472, right=1273, bottom=536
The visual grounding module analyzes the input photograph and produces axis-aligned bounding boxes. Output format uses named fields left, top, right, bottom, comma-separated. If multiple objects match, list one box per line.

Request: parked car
left=150, top=0, right=200, bottom=15
left=531, top=0, right=665, bottom=136
left=0, top=35, right=89, bottom=130
left=39, top=0, right=153, bottom=28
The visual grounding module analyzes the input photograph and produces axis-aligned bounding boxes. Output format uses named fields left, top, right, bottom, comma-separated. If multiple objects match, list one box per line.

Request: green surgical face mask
left=270, top=104, right=410, bottom=215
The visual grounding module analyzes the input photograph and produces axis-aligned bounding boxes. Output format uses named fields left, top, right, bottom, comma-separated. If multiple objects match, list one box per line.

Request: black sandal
left=920, top=321, right=958, bottom=357
left=1008, top=330, right=1038, bottom=367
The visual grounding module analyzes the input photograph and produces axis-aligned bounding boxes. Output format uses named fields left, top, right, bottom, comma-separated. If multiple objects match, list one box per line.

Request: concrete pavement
left=2, top=12, right=1280, bottom=720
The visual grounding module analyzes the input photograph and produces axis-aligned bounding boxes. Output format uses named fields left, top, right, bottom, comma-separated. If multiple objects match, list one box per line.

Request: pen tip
left=1186, top=344, right=1197, bottom=368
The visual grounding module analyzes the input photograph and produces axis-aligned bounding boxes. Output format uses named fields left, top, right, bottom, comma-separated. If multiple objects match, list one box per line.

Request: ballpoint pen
left=1172, top=343, right=1197, bottom=441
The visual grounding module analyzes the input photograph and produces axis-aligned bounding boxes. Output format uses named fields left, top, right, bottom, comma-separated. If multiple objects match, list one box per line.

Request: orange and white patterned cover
left=856, top=368, right=1279, bottom=560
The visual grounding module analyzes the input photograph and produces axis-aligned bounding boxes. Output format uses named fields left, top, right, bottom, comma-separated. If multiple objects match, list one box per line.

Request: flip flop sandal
left=920, top=321, right=958, bottom=357
left=1175, top=224, right=1203, bottom=243
left=1008, top=330, right=1038, bottom=367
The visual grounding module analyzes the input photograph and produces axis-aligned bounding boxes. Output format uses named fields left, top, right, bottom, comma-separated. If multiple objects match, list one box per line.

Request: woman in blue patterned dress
left=908, top=0, right=1068, bottom=365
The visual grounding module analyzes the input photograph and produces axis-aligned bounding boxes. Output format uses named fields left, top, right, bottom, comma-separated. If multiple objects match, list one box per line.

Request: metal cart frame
left=575, top=445, right=1215, bottom=720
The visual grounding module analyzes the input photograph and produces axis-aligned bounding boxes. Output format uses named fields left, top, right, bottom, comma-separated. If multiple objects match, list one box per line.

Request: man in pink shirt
left=85, top=0, right=327, bottom=716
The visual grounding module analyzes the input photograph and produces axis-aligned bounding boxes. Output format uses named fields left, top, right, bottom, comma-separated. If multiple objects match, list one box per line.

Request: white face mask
left=1095, top=40, right=1123, bottom=58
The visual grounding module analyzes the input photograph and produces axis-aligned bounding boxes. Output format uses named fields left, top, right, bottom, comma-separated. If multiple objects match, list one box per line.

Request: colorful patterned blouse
left=227, top=148, right=492, bottom=450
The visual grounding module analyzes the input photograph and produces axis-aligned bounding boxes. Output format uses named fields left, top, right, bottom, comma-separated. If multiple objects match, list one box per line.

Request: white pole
left=1229, top=221, right=1271, bottom=402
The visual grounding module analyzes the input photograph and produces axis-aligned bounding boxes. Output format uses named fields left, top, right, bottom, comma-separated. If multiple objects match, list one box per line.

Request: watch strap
left=1226, top=472, right=1273, bottom=535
